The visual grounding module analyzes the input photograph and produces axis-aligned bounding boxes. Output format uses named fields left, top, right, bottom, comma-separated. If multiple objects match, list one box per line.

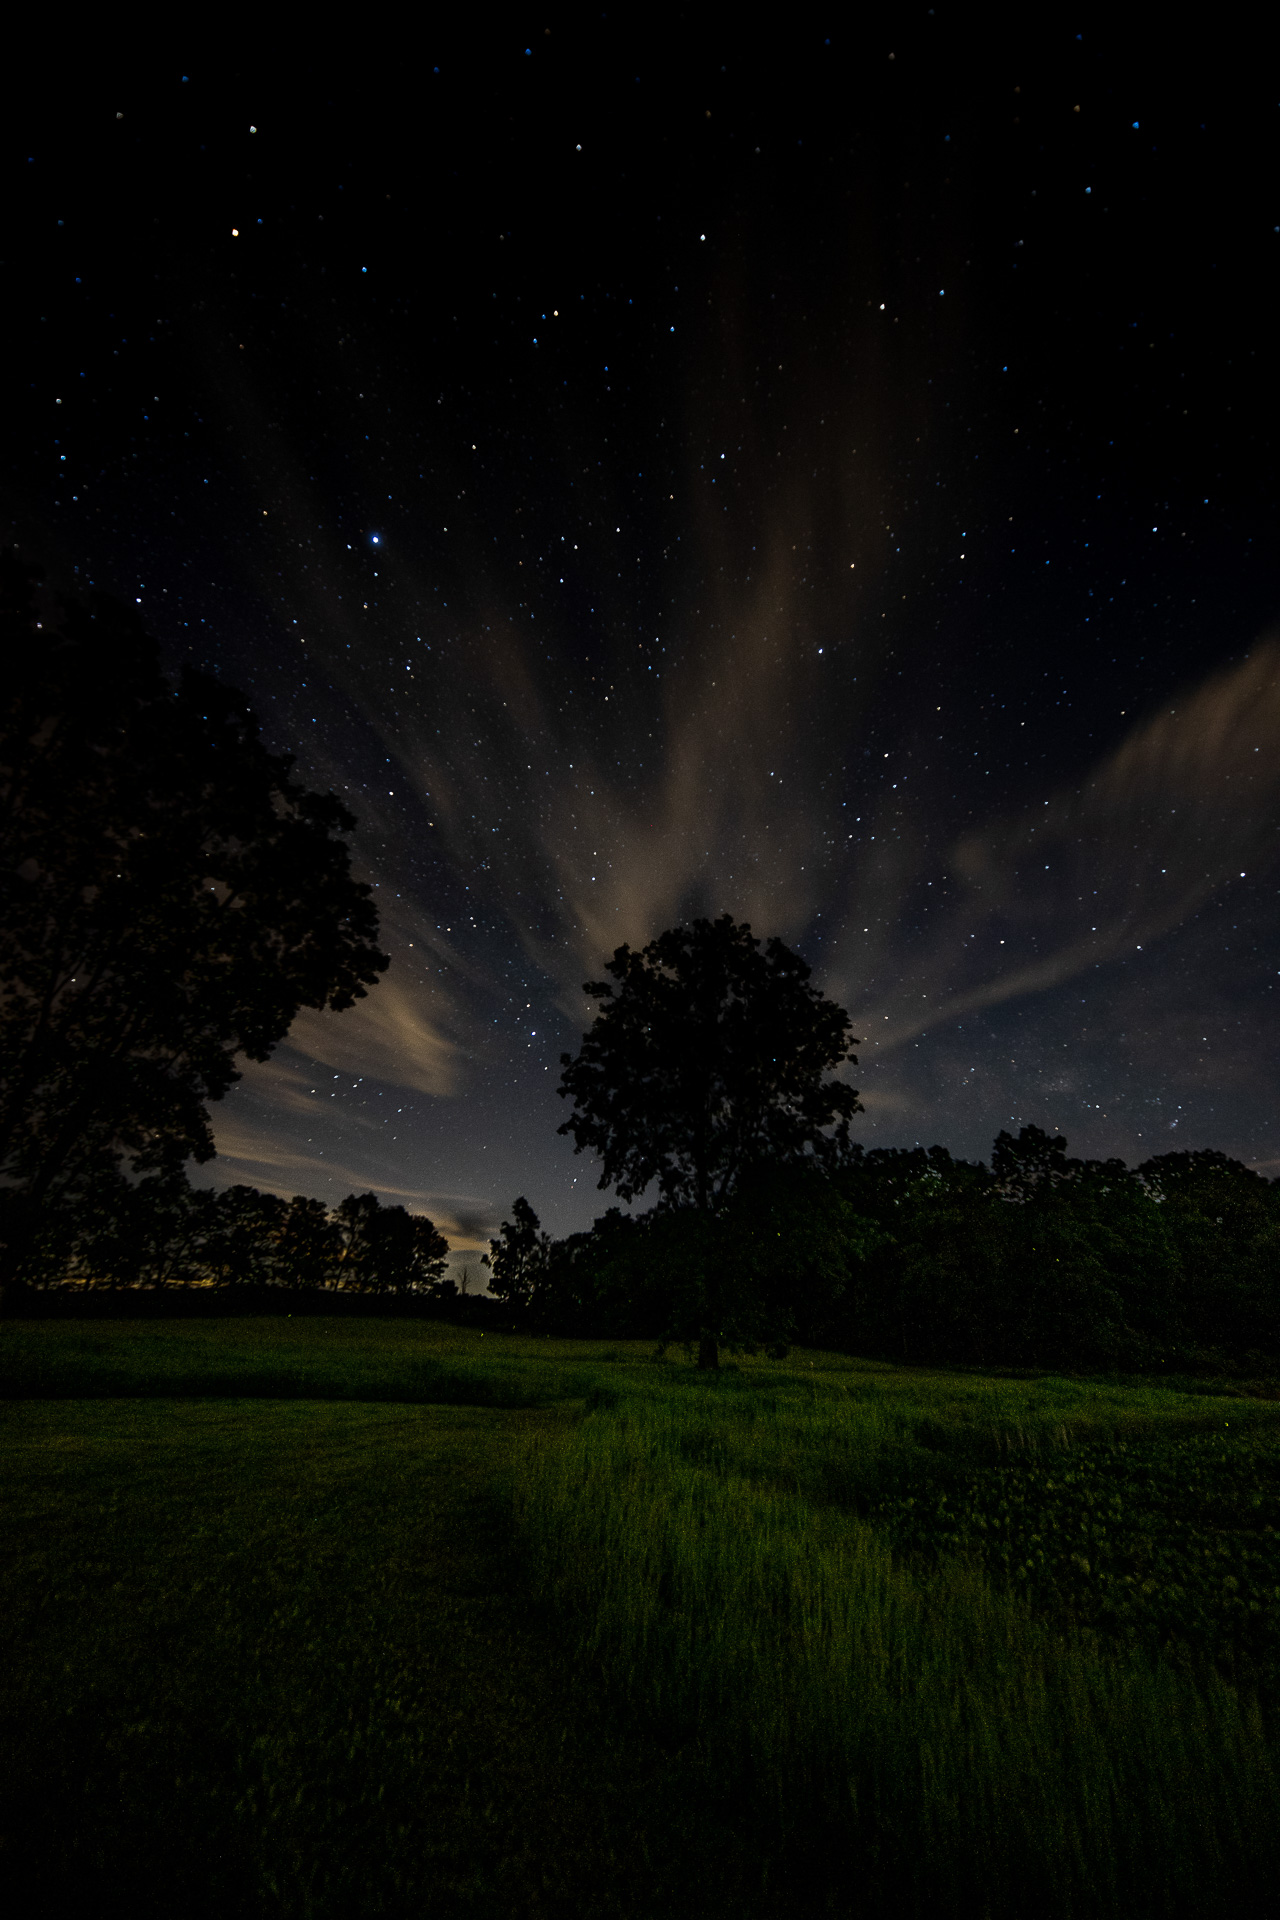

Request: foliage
left=484, top=1195, right=552, bottom=1311
left=869, top=1421, right=1280, bottom=1695
left=821, top=1128, right=1276, bottom=1371
left=556, top=915, right=860, bottom=1365
left=487, top=1170, right=880, bottom=1358
left=656, top=1162, right=884, bottom=1360
left=0, top=552, right=387, bottom=1276
left=203, top=1185, right=291, bottom=1287
left=1139, top=1149, right=1280, bottom=1354
left=332, top=1191, right=450, bottom=1294
left=485, top=1121, right=1280, bottom=1373
left=275, top=1193, right=347, bottom=1289
left=557, top=914, right=859, bottom=1211
left=3, top=1168, right=450, bottom=1296
left=516, top=1207, right=681, bottom=1339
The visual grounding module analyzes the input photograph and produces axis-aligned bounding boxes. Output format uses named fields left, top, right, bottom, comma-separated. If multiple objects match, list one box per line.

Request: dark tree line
left=8, top=1168, right=453, bottom=1296
left=829, top=1131, right=1280, bottom=1369
left=488, top=1132, right=1280, bottom=1371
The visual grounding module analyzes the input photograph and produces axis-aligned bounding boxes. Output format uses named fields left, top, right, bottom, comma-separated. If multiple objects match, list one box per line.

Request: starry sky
left=10, top=23, right=1280, bottom=1251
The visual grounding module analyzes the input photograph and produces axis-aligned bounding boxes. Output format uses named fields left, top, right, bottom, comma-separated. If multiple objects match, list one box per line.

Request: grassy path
left=0, top=1397, right=784, bottom=1919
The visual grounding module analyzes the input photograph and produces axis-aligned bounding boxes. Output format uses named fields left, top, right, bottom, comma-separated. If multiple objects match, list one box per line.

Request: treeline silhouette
left=8, top=1126, right=1279, bottom=1373
left=488, top=1128, right=1280, bottom=1374
left=2, top=1172, right=456, bottom=1302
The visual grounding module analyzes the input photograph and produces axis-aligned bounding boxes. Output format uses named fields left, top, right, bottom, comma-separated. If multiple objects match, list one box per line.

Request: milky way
left=13, top=27, right=1280, bottom=1244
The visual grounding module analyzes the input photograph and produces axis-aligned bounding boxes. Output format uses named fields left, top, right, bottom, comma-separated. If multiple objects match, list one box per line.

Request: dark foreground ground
left=2, top=1391, right=811, bottom=1919
left=4, top=1320, right=1279, bottom=1918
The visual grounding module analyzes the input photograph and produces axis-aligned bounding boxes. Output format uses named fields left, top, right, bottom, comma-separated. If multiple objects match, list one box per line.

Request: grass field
left=3, top=1319, right=1279, bottom=1916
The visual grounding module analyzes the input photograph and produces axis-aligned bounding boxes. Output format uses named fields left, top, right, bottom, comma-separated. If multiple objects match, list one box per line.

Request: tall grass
left=513, top=1387, right=1280, bottom=1917
left=9, top=1320, right=1279, bottom=1910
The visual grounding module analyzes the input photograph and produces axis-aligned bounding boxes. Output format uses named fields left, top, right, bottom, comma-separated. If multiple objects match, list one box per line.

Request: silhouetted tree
left=1138, top=1149, right=1280, bottom=1354
left=831, top=1145, right=1004, bottom=1363
left=0, top=553, right=388, bottom=1280
left=332, top=1192, right=449, bottom=1293
left=204, top=1186, right=289, bottom=1287
left=829, top=1131, right=1182, bottom=1368
left=484, top=1196, right=551, bottom=1311
left=103, top=1171, right=217, bottom=1289
left=695, top=1161, right=880, bottom=1357
left=557, top=915, right=860, bottom=1365
left=8, top=1164, right=217, bottom=1290
left=275, top=1194, right=344, bottom=1289
left=991, top=1124, right=1075, bottom=1199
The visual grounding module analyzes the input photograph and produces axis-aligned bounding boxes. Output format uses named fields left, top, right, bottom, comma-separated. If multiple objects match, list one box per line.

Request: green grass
left=0, top=1391, right=780, bottom=1918
left=514, top=1379, right=1280, bottom=1915
left=4, top=1318, right=1280, bottom=1915
left=0, top=1317, right=605, bottom=1405
left=869, top=1422, right=1280, bottom=1686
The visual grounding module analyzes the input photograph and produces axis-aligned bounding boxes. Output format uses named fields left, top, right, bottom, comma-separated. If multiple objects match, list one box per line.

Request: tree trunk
left=697, top=1333, right=720, bottom=1370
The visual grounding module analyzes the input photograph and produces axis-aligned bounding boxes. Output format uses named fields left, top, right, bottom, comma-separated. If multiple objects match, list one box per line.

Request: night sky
left=10, top=24, right=1280, bottom=1253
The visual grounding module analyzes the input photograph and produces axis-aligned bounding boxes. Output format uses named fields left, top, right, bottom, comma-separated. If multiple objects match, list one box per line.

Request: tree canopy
left=332, top=1192, right=450, bottom=1294
left=9, top=1167, right=452, bottom=1296
left=478, top=1126, right=1279, bottom=1373
left=484, top=1195, right=552, bottom=1312
left=556, top=916, right=861, bottom=1365
left=0, top=553, right=388, bottom=1274
left=557, top=914, right=860, bottom=1213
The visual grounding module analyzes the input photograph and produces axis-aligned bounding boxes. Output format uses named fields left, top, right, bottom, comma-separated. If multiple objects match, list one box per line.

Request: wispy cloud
left=283, top=961, right=462, bottom=1098
left=195, top=1112, right=499, bottom=1247
left=834, top=637, right=1280, bottom=1048
left=194, top=327, right=1280, bottom=1187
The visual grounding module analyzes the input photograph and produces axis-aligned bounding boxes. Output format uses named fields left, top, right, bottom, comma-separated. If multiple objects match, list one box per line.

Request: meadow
left=3, top=1318, right=1278, bottom=1916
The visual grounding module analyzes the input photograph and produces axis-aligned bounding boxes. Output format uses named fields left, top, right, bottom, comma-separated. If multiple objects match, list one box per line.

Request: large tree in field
left=0, top=552, right=388, bottom=1279
left=557, top=914, right=860, bottom=1365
